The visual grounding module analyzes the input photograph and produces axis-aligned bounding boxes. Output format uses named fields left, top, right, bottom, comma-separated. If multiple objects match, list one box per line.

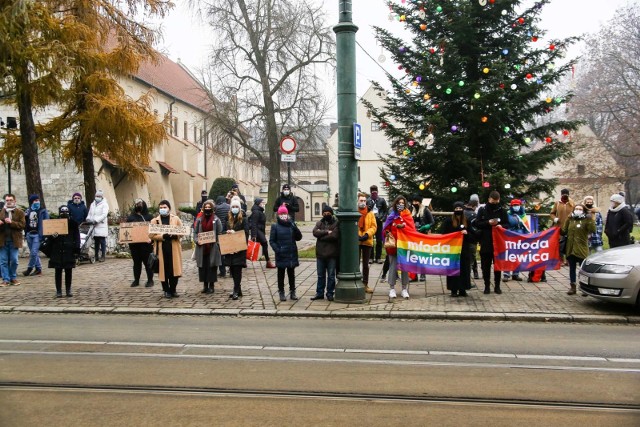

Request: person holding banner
left=194, top=200, right=222, bottom=295
left=561, top=204, right=596, bottom=295
left=47, top=206, right=80, bottom=297
left=126, top=199, right=154, bottom=288
left=224, top=199, right=249, bottom=300
left=149, top=200, right=183, bottom=298
left=382, top=196, right=416, bottom=300
left=503, top=199, right=529, bottom=282
left=440, top=202, right=472, bottom=297
left=474, top=191, right=509, bottom=294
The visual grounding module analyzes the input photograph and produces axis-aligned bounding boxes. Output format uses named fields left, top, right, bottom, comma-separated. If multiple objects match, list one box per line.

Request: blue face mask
left=31, top=202, right=40, bottom=210
left=159, top=208, right=169, bottom=216
left=231, top=207, right=240, bottom=215
left=512, top=206, right=520, bottom=213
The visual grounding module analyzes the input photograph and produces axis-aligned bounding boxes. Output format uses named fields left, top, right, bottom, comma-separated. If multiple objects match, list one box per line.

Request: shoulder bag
left=147, top=242, right=159, bottom=273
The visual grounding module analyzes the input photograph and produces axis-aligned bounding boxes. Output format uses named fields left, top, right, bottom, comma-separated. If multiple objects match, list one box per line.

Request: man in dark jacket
left=215, top=196, right=231, bottom=277
left=367, top=185, right=388, bottom=263
left=250, top=198, right=275, bottom=268
left=195, top=190, right=209, bottom=214
left=473, top=191, right=509, bottom=294
left=126, top=199, right=154, bottom=287
left=463, top=195, right=480, bottom=280
left=311, top=206, right=340, bottom=301
left=272, top=184, right=299, bottom=221
left=67, top=193, right=88, bottom=226
left=605, top=193, right=635, bottom=248
left=23, top=194, right=50, bottom=277
left=231, top=183, right=248, bottom=212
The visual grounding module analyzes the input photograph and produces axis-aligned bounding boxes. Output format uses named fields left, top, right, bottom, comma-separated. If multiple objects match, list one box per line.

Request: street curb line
left=1, top=306, right=637, bottom=324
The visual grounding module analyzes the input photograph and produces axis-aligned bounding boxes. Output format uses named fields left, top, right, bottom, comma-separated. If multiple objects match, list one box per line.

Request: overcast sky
left=156, top=0, right=634, bottom=120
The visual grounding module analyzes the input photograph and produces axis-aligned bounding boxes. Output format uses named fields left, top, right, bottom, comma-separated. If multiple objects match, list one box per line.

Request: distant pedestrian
left=126, top=199, right=154, bottom=288
left=604, top=193, right=634, bottom=248
left=562, top=204, right=596, bottom=295
left=473, top=191, right=509, bottom=294
left=86, top=190, right=109, bottom=262
left=367, top=185, right=388, bottom=264
left=312, top=205, right=339, bottom=301
left=270, top=204, right=302, bottom=301
left=250, top=198, right=275, bottom=269
left=440, top=202, right=472, bottom=297
left=225, top=199, right=249, bottom=300
left=272, top=184, right=299, bottom=221
left=67, top=192, right=88, bottom=225
left=382, top=195, right=415, bottom=300
left=357, top=192, right=377, bottom=293
left=194, top=190, right=209, bottom=220
left=194, top=200, right=222, bottom=294
left=0, top=194, right=26, bottom=287
left=149, top=200, right=183, bottom=298
left=231, top=183, right=248, bottom=212
left=583, top=196, right=603, bottom=253
left=215, top=196, right=231, bottom=277
left=48, top=206, right=80, bottom=297
left=23, top=194, right=50, bottom=277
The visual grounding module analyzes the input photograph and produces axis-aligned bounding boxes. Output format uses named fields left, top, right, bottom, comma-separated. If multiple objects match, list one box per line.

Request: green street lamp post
left=333, top=0, right=365, bottom=303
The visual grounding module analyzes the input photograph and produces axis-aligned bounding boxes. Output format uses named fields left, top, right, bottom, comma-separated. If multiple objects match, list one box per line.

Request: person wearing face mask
left=225, top=199, right=250, bottom=300
left=272, top=184, right=299, bottom=221
left=410, top=194, right=435, bottom=234
left=582, top=196, right=603, bottom=253
left=67, top=193, right=88, bottom=227
left=126, top=199, right=154, bottom=288
left=215, top=196, right=231, bottom=277
left=86, top=190, right=110, bottom=262
left=194, top=200, right=222, bottom=294
left=23, top=194, right=50, bottom=277
left=440, top=202, right=472, bottom=297
left=502, top=199, right=529, bottom=282
left=604, top=193, right=634, bottom=248
left=231, top=183, right=248, bottom=213
left=357, top=193, right=377, bottom=293
left=473, top=191, right=510, bottom=294
left=47, top=206, right=80, bottom=297
left=149, top=200, right=183, bottom=298
left=250, top=198, right=275, bottom=269
left=194, top=190, right=209, bottom=223
left=311, top=205, right=340, bottom=301
left=270, top=204, right=303, bottom=301
left=561, top=204, right=596, bottom=295
left=382, top=196, right=416, bottom=300
left=550, top=188, right=575, bottom=266
left=367, top=185, right=388, bottom=264
left=0, top=194, right=26, bottom=287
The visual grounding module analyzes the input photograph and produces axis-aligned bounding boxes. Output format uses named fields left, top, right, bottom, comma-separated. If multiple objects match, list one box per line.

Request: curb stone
left=570, top=314, right=629, bottom=324
left=503, top=313, right=573, bottom=322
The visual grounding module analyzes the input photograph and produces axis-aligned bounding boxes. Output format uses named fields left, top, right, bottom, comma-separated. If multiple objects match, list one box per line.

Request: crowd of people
left=0, top=183, right=636, bottom=301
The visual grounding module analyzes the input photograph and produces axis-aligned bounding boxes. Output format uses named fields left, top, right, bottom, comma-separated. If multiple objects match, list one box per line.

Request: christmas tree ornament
left=483, top=67, right=490, bottom=74
left=502, top=49, right=509, bottom=55
left=545, top=137, right=552, bottom=143
left=518, top=17, right=525, bottom=24
left=458, top=80, right=465, bottom=86
left=501, top=10, right=507, bottom=15
left=400, top=15, right=406, bottom=22
left=504, top=126, right=510, bottom=133
left=510, top=84, right=517, bottom=89
left=489, top=0, right=495, bottom=3
left=525, top=73, right=533, bottom=79
left=445, top=88, right=452, bottom=94
left=420, top=23, right=427, bottom=30
left=555, top=97, right=562, bottom=103
left=545, top=97, right=552, bottom=103
left=499, top=83, right=505, bottom=89
left=433, top=104, right=440, bottom=108
left=474, top=93, right=481, bottom=99
left=562, top=130, right=569, bottom=136
left=451, top=187, right=458, bottom=193
left=549, top=44, right=555, bottom=50
left=451, top=125, right=458, bottom=132
left=524, top=137, right=531, bottom=143
left=481, top=116, right=488, bottom=123
left=408, top=140, right=415, bottom=146
left=483, top=182, right=491, bottom=188
left=436, top=5, right=442, bottom=13
left=390, top=175, right=396, bottom=181
left=531, top=36, right=538, bottom=42
left=504, top=183, right=511, bottom=189
left=418, top=10, right=426, bottom=19
left=419, top=183, right=425, bottom=190
left=423, top=93, right=431, bottom=100
left=416, top=76, right=422, bottom=82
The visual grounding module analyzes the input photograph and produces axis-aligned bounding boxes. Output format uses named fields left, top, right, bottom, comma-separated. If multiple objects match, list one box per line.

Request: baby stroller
left=77, top=223, right=96, bottom=265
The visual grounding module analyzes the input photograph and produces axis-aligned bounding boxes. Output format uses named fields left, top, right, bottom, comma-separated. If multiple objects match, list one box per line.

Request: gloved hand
left=162, top=233, right=170, bottom=240
left=419, top=224, right=431, bottom=232
left=358, top=233, right=369, bottom=241
left=172, top=235, right=179, bottom=240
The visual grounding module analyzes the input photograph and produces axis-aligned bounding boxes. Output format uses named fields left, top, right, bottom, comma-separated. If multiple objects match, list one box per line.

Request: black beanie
left=322, top=205, right=334, bottom=214
left=159, top=199, right=171, bottom=210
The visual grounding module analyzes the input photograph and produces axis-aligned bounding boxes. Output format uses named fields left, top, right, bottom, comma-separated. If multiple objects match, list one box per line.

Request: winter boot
left=364, top=284, right=374, bottom=294
left=23, top=268, right=33, bottom=277
left=279, top=291, right=286, bottom=302
left=202, top=283, right=209, bottom=294
left=65, top=285, right=73, bottom=297
left=290, top=290, right=299, bottom=301
left=567, top=283, right=577, bottom=295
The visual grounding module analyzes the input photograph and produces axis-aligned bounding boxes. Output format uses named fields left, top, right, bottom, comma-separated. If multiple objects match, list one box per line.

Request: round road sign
left=280, top=136, right=297, bottom=154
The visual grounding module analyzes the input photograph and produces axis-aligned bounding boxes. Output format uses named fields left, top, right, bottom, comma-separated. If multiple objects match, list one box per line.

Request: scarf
left=609, top=203, right=627, bottom=213
left=358, top=207, right=368, bottom=231
left=382, top=209, right=400, bottom=231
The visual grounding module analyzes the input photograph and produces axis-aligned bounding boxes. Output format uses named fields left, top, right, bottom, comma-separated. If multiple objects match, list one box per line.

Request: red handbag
left=246, top=239, right=260, bottom=262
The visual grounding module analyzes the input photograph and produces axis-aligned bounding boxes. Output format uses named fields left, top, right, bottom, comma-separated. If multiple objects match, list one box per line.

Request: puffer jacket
left=250, top=200, right=267, bottom=243
left=357, top=208, right=377, bottom=247
left=269, top=218, right=302, bottom=268
left=86, top=199, right=109, bottom=237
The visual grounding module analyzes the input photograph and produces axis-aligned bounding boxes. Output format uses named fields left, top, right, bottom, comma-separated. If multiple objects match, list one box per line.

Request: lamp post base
left=335, top=272, right=366, bottom=304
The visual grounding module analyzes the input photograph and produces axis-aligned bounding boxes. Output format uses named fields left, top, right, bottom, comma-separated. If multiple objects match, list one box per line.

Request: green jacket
left=562, top=215, right=596, bottom=260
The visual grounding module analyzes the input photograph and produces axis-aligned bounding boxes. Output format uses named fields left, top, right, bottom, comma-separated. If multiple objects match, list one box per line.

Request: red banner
left=492, top=227, right=561, bottom=272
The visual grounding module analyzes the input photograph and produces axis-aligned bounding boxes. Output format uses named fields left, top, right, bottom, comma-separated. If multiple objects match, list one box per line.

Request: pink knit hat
left=277, top=204, right=288, bottom=215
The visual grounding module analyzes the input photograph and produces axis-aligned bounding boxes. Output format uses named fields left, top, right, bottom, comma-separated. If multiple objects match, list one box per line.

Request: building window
left=172, top=118, right=178, bottom=136
left=314, top=203, right=320, bottom=215
left=371, top=122, right=381, bottom=132
left=577, top=164, right=585, bottom=175
left=193, top=126, right=197, bottom=143
left=183, top=121, right=188, bottom=140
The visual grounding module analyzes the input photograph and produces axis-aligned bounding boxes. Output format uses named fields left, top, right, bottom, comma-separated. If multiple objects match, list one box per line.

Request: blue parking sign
left=353, top=123, right=362, bottom=160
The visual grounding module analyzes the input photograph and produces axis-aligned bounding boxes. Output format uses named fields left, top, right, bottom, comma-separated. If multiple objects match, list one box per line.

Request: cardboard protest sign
left=197, top=231, right=216, bottom=244
left=219, top=232, right=247, bottom=255
left=42, top=219, right=68, bottom=236
left=148, top=223, right=190, bottom=236
left=118, top=223, right=150, bottom=244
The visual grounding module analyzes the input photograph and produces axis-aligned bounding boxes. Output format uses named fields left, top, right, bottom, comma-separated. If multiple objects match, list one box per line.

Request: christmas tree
left=365, top=0, right=580, bottom=209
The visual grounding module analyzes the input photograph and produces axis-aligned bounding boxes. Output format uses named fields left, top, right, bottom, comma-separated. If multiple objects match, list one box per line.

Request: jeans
left=567, top=255, right=583, bottom=284
left=26, top=233, right=42, bottom=269
left=0, top=241, right=19, bottom=282
left=387, top=254, right=408, bottom=289
left=316, top=257, right=337, bottom=297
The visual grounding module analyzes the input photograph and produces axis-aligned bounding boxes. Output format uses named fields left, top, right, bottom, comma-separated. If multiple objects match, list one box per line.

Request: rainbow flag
left=396, top=229, right=463, bottom=276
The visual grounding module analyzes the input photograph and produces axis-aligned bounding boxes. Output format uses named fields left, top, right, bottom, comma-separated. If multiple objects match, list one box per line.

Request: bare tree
left=193, top=0, right=334, bottom=218
left=571, top=3, right=640, bottom=202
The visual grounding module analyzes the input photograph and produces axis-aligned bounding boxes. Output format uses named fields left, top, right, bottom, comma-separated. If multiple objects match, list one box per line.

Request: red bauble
left=433, top=104, right=440, bottom=108
left=499, top=83, right=505, bottom=89
left=562, top=130, right=569, bottom=136
left=532, top=36, right=538, bottom=42
left=526, top=73, right=533, bottom=79
left=518, top=17, right=525, bottom=24
left=549, top=44, right=556, bottom=50
left=545, top=137, right=552, bottom=143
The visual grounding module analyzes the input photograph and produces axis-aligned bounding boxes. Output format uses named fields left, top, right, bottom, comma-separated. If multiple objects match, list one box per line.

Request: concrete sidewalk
left=0, top=251, right=638, bottom=323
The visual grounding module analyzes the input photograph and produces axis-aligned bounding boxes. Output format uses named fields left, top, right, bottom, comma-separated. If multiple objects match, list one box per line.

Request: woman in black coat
left=126, top=199, right=154, bottom=288
left=48, top=205, right=81, bottom=297
left=440, top=202, right=472, bottom=297
left=250, top=198, right=275, bottom=268
left=269, top=204, right=303, bottom=302
left=225, top=199, right=249, bottom=300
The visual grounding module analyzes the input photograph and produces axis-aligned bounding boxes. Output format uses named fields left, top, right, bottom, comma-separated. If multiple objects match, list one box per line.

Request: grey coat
left=194, top=216, right=223, bottom=268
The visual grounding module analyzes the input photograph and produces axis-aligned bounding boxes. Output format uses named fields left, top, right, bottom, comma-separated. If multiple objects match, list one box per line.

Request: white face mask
left=283, top=190, right=290, bottom=196
left=231, top=207, right=240, bottom=214
left=95, top=197, right=103, bottom=203
left=279, top=214, right=289, bottom=221
left=512, top=206, right=521, bottom=213
left=358, top=202, right=366, bottom=209
left=574, top=209, right=584, bottom=216
left=159, top=208, right=169, bottom=216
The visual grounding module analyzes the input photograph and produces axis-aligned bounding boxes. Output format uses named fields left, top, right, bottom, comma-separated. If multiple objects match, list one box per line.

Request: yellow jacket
left=358, top=209, right=377, bottom=247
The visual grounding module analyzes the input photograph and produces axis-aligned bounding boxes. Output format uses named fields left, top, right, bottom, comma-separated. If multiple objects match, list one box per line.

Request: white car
left=578, top=244, right=640, bottom=307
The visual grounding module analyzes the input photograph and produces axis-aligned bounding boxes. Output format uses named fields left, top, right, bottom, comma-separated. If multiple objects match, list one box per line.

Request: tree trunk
left=82, top=144, right=96, bottom=206
left=16, top=66, right=45, bottom=208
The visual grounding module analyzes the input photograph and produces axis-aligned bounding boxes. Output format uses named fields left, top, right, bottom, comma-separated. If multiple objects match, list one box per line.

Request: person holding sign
left=270, top=204, right=303, bottom=301
left=126, top=199, right=154, bottom=288
left=0, top=194, right=25, bottom=287
left=194, top=200, right=222, bottom=294
left=47, top=206, right=80, bottom=297
left=149, top=200, right=183, bottom=298
left=440, top=202, right=472, bottom=297
left=382, top=196, right=416, bottom=300
left=225, top=199, right=249, bottom=300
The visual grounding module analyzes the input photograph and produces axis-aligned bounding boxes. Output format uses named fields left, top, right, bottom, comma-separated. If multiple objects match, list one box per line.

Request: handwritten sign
left=197, top=231, right=217, bottom=244
left=118, top=223, right=150, bottom=244
left=219, top=232, right=247, bottom=255
left=148, top=223, right=190, bottom=236
left=42, top=219, right=68, bottom=236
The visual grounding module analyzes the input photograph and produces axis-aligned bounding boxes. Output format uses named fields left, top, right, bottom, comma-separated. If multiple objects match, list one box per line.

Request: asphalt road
left=1, top=314, right=639, bottom=426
